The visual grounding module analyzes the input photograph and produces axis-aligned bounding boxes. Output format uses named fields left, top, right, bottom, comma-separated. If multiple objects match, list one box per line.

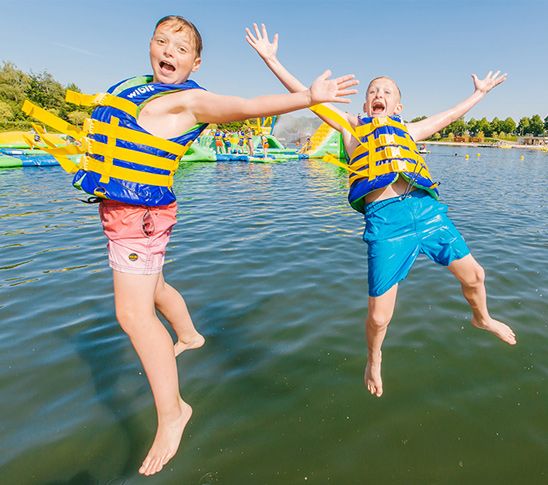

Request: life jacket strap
left=22, top=101, right=83, bottom=139
left=19, top=106, right=83, bottom=173
left=86, top=118, right=186, bottom=157
left=82, top=155, right=173, bottom=187
left=348, top=158, right=427, bottom=183
left=65, top=90, right=139, bottom=118
left=355, top=116, right=408, bottom=138
left=87, top=138, right=180, bottom=172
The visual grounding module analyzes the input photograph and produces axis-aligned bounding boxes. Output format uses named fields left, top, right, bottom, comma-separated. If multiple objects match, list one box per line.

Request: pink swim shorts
left=98, top=200, right=177, bottom=275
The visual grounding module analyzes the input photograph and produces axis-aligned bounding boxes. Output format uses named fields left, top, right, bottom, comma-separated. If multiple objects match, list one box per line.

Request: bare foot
left=139, top=399, right=192, bottom=476
left=364, top=353, right=383, bottom=397
left=472, top=317, right=517, bottom=345
left=174, top=333, right=205, bottom=357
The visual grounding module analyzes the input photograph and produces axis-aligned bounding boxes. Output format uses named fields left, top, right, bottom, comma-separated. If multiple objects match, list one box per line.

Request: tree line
left=410, top=113, right=548, bottom=140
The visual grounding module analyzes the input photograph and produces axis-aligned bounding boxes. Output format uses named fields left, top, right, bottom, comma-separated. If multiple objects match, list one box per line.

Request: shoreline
left=423, top=141, right=548, bottom=151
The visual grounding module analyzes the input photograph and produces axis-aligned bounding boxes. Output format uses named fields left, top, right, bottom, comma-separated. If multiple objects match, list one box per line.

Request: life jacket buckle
left=379, top=134, right=395, bottom=147
left=83, top=118, right=93, bottom=134
left=384, top=146, right=401, bottom=159
left=372, top=116, right=388, bottom=128
left=391, top=158, right=407, bottom=172
left=93, top=187, right=107, bottom=198
left=93, top=93, right=107, bottom=106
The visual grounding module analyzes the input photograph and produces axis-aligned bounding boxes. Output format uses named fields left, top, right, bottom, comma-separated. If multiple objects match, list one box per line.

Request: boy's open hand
left=245, top=23, right=278, bottom=60
left=472, top=71, right=507, bottom=94
left=310, top=70, right=358, bottom=105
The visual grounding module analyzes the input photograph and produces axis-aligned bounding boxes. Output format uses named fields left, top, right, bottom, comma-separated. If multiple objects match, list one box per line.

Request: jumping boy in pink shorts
left=24, top=15, right=357, bottom=476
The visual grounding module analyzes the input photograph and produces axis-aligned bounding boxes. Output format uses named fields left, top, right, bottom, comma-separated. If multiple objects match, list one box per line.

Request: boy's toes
left=139, top=458, right=151, bottom=475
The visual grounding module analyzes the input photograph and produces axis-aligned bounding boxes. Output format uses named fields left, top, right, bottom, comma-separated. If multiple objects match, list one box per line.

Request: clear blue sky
left=2, top=0, right=547, bottom=121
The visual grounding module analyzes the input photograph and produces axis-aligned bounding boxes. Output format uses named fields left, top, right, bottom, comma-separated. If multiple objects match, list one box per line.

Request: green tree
left=410, top=115, right=427, bottom=123
left=0, top=62, right=29, bottom=105
left=529, top=114, right=544, bottom=136
left=441, top=117, right=466, bottom=137
left=0, top=100, right=13, bottom=120
left=476, top=117, right=491, bottom=137
left=544, top=115, right=548, bottom=132
left=25, top=71, right=65, bottom=112
left=501, top=117, right=516, bottom=134
left=517, top=117, right=531, bottom=135
left=0, top=62, right=31, bottom=125
left=218, top=121, right=246, bottom=131
left=490, top=117, right=501, bottom=136
left=467, top=118, right=478, bottom=135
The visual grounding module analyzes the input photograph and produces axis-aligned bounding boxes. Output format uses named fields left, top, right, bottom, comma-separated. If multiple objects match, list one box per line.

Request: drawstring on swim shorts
left=142, top=209, right=155, bottom=237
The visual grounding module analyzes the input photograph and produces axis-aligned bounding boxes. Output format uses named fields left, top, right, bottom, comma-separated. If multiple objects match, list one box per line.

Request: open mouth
left=371, top=100, right=385, bottom=114
left=159, top=60, right=176, bottom=74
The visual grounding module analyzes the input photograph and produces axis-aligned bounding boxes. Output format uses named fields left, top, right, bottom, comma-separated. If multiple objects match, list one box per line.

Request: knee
left=461, top=263, right=485, bottom=289
left=115, top=307, right=144, bottom=335
left=367, top=310, right=393, bottom=331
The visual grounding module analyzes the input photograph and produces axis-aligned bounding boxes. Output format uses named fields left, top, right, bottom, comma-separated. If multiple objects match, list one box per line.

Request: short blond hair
left=154, top=15, right=203, bottom=56
left=367, top=76, right=402, bottom=100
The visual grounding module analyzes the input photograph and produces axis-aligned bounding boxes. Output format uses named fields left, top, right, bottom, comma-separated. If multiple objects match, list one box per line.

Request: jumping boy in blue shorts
left=24, top=16, right=358, bottom=476
left=246, top=23, right=516, bottom=399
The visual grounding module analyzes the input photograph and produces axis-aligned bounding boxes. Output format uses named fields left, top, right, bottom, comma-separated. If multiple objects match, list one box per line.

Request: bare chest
left=137, top=93, right=196, bottom=139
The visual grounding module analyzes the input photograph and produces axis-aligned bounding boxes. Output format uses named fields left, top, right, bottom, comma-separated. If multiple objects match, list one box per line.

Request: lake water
left=0, top=145, right=546, bottom=484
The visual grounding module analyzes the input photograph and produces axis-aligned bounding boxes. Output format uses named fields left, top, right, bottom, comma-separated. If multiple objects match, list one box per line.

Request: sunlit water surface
left=0, top=145, right=546, bottom=484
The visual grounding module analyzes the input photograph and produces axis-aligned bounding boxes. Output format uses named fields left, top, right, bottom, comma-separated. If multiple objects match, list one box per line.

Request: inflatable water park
left=0, top=115, right=345, bottom=169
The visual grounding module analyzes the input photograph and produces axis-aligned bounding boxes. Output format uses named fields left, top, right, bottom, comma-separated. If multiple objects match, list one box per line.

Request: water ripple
left=0, top=148, right=547, bottom=482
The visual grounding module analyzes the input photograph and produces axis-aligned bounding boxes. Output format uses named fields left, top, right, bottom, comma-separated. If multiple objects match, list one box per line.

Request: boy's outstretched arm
left=245, top=23, right=359, bottom=135
left=407, top=71, right=507, bottom=141
left=189, top=68, right=357, bottom=124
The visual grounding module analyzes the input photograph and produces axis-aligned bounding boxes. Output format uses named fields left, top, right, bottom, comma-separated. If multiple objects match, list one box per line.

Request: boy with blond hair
left=246, top=23, right=516, bottom=400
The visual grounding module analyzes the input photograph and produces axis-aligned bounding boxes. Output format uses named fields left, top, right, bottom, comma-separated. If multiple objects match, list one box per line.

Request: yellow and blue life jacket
left=23, top=75, right=208, bottom=206
left=309, top=105, right=439, bottom=214
left=347, top=114, right=439, bottom=213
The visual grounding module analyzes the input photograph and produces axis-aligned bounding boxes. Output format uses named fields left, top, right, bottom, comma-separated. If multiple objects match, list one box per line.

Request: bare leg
left=113, top=270, right=192, bottom=476
left=448, top=254, right=516, bottom=345
left=154, top=273, right=205, bottom=356
left=364, top=284, right=398, bottom=397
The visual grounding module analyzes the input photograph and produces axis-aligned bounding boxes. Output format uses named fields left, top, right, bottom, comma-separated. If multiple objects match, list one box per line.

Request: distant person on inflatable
left=261, top=134, right=269, bottom=157
left=223, top=130, right=232, bottom=153
left=23, top=16, right=357, bottom=477
left=237, top=129, right=246, bottom=153
left=245, top=128, right=255, bottom=155
left=214, top=128, right=225, bottom=153
left=246, top=23, right=516, bottom=398
left=300, top=135, right=311, bottom=154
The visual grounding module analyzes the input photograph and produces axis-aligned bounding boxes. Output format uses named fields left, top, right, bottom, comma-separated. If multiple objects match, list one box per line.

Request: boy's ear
left=394, top=102, right=403, bottom=114
left=192, top=57, right=202, bottom=72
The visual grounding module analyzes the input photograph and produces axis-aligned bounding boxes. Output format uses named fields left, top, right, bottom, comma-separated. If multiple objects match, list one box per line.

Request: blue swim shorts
left=363, top=191, right=470, bottom=297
